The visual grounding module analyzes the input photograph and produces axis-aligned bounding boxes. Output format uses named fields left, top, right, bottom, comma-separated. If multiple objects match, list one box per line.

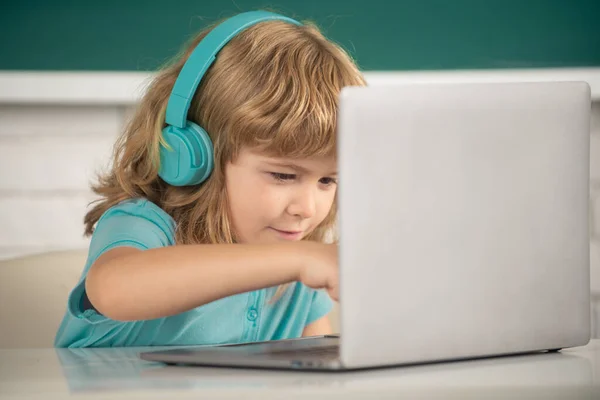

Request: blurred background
left=0, top=0, right=598, bottom=344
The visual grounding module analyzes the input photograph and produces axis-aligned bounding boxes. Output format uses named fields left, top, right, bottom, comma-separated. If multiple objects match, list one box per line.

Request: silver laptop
left=140, top=81, right=592, bottom=370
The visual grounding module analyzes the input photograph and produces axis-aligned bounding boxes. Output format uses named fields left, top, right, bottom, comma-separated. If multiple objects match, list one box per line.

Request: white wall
left=0, top=104, right=120, bottom=258
left=0, top=70, right=599, bottom=336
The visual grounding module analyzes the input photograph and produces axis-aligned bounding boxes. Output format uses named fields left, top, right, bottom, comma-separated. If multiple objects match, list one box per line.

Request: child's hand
left=296, top=242, right=339, bottom=301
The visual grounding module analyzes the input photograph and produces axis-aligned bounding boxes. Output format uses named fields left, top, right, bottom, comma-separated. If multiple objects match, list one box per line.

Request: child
left=55, top=10, right=366, bottom=348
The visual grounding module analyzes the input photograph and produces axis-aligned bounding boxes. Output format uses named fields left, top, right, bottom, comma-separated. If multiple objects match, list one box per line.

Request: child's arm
left=85, top=241, right=337, bottom=321
left=302, top=314, right=333, bottom=337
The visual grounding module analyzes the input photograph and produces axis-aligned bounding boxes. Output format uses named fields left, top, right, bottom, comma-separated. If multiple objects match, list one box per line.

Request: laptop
left=140, top=81, right=592, bottom=370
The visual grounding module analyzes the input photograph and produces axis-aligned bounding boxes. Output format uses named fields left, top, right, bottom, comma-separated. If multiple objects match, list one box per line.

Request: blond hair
left=84, top=16, right=366, bottom=251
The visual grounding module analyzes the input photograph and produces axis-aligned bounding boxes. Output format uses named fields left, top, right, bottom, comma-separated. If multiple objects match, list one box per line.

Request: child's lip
left=271, top=228, right=302, bottom=234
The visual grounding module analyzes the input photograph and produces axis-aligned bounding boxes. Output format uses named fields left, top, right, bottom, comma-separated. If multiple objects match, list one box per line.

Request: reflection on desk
left=0, top=340, right=598, bottom=399
left=56, top=346, right=593, bottom=391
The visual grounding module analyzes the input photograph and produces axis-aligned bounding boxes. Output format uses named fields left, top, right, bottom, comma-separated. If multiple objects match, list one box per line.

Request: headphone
left=158, top=11, right=302, bottom=186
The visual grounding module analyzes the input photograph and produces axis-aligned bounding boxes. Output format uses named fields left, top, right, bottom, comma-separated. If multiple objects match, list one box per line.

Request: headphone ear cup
left=158, top=121, right=214, bottom=186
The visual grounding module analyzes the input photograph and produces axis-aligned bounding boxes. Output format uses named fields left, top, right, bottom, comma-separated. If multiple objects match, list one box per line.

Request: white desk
left=1, top=340, right=599, bottom=399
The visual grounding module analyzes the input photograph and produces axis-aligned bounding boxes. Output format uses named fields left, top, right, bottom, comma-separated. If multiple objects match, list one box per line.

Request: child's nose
left=287, top=187, right=317, bottom=219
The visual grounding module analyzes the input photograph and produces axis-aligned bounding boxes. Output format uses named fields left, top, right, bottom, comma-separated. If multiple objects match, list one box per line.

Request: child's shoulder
left=99, top=197, right=168, bottom=219
left=84, top=198, right=176, bottom=279
left=95, top=198, right=176, bottom=240
left=104, top=197, right=166, bottom=216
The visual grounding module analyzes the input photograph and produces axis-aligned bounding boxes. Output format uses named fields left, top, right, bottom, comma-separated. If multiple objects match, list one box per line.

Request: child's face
left=225, top=148, right=338, bottom=243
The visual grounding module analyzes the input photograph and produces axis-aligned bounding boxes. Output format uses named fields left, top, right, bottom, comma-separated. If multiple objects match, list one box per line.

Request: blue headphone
left=158, top=11, right=302, bottom=186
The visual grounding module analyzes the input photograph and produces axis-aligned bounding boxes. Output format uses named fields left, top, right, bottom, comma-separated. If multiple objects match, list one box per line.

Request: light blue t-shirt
left=54, top=199, right=333, bottom=348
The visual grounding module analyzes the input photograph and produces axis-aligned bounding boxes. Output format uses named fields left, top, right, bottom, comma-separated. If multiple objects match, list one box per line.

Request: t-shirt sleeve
left=306, top=289, right=334, bottom=326
left=66, top=200, right=175, bottom=324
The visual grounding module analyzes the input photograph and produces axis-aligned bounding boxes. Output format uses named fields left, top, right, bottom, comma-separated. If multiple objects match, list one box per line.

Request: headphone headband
left=165, top=11, right=302, bottom=128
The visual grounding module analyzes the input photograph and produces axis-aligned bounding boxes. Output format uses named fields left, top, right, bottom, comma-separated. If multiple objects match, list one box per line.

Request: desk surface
left=1, top=340, right=599, bottom=399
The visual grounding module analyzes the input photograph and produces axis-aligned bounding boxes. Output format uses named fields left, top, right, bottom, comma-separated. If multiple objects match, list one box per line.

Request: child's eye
left=270, top=172, right=296, bottom=181
left=319, top=177, right=338, bottom=186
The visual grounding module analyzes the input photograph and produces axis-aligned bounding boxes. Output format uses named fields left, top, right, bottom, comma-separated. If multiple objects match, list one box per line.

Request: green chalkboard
left=1, top=0, right=599, bottom=71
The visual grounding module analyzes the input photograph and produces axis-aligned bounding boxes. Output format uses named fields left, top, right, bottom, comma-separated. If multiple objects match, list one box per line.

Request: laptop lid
left=337, top=81, right=591, bottom=369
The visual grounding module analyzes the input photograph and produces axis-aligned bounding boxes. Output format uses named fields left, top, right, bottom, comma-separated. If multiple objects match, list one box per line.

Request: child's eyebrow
left=265, top=161, right=337, bottom=176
